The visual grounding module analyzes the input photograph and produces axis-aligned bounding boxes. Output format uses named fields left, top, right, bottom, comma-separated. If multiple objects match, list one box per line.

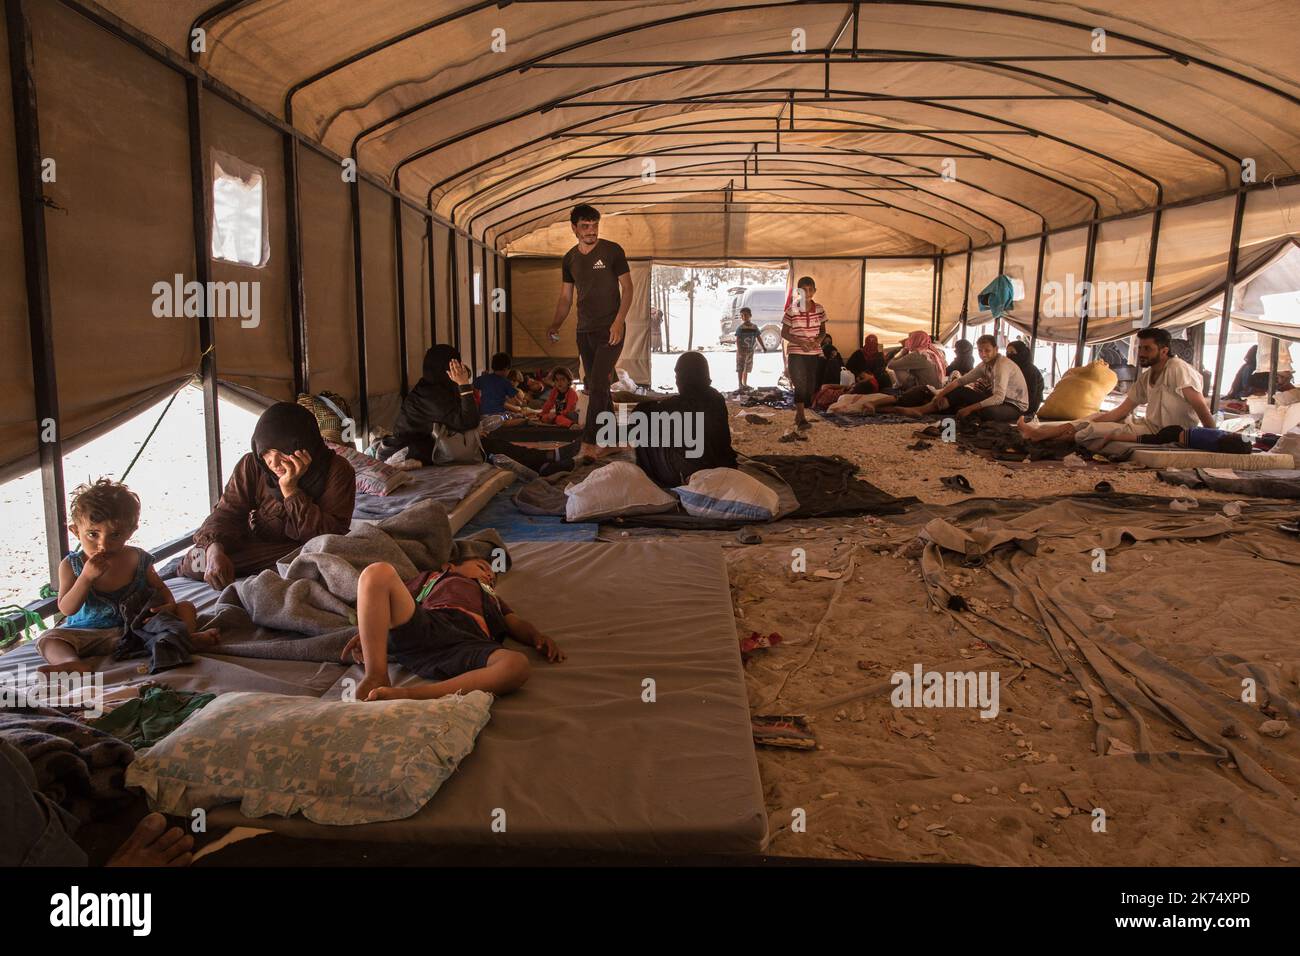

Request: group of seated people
left=817, top=326, right=1228, bottom=459
left=34, top=342, right=748, bottom=705
left=813, top=330, right=1044, bottom=424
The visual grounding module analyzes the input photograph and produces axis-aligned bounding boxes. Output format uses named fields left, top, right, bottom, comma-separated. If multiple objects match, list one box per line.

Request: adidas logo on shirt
left=593, top=259, right=605, bottom=269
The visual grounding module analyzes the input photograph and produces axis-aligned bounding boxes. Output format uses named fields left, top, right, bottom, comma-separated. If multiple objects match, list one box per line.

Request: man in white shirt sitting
left=898, top=334, right=1029, bottom=422
left=1017, top=326, right=1215, bottom=450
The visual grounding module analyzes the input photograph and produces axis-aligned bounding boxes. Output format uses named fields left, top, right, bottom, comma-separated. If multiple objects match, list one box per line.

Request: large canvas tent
left=6, top=0, right=1300, bottom=580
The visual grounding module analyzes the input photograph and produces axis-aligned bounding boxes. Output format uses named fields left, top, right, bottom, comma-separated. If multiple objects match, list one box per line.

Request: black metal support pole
left=1210, top=192, right=1248, bottom=415
left=449, top=231, right=461, bottom=353
left=1267, top=337, right=1280, bottom=402
left=960, top=249, right=972, bottom=339
left=185, top=75, right=222, bottom=506
left=283, top=133, right=308, bottom=395
left=480, top=243, right=490, bottom=359
left=504, top=256, right=513, bottom=356
left=348, top=160, right=370, bottom=441
left=1029, top=233, right=1046, bottom=352
left=1075, top=221, right=1098, bottom=366
left=393, top=189, right=409, bottom=397
left=858, top=258, right=867, bottom=347
left=929, top=256, right=938, bottom=339
left=426, top=215, right=438, bottom=346
left=1142, top=205, right=1163, bottom=331
left=7, top=0, right=67, bottom=583
left=466, top=235, right=477, bottom=371
left=933, top=255, right=945, bottom=340
left=491, top=249, right=501, bottom=356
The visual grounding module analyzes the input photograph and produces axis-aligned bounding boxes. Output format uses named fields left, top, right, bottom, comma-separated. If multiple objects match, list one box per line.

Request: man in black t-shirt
left=547, top=204, right=633, bottom=457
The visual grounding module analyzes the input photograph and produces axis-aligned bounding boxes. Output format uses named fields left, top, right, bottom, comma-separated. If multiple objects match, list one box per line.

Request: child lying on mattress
left=37, top=479, right=219, bottom=675
left=341, top=557, right=565, bottom=702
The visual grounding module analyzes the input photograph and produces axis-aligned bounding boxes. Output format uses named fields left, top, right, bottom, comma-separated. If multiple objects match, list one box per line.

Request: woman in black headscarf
left=384, top=345, right=575, bottom=475
left=186, top=402, right=356, bottom=589
left=1226, top=344, right=1258, bottom=400
left=1005, top=341, right=1044, bottom=417
left=634, top=351, right=738, bottom=487
left=946, top=339, right=975, bottom=376
left=378, top=345, right=479, bottom=465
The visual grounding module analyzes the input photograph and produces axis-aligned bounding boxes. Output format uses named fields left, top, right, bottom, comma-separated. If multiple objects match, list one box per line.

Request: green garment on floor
left=90, top=685, right=216, bottom=750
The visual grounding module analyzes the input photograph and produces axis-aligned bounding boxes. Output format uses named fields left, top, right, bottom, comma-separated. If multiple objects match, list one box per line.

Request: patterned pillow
left=126, top=690, right=493, bottom=825
left=326, top=440, right=412, bottom=496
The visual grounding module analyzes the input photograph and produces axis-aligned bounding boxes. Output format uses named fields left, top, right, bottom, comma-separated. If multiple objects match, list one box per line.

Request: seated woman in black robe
left=379, top=345, right=574, bottom=475
left=634, top=351, right=738, bottom=488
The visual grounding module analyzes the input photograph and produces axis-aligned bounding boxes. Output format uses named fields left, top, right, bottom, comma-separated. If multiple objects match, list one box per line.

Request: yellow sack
left=1037, top=360, right=1118, bottom=421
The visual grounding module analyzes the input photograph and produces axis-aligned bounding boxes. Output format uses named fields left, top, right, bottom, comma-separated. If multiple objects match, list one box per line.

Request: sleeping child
left=538, top=366, right=580, bottom=427
left=37, top=479, right=218, bottom=674
left=342, top=556, right=565, bottom=702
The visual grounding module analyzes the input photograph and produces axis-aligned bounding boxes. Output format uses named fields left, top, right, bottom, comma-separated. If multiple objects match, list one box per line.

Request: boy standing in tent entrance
left=547, top=204, right=633, bottom=460
left=735, top=307, right=767, bottom=391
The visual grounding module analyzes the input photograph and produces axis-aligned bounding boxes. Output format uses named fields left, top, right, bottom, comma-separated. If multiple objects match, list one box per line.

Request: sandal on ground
left=940, top=474, right=974, bottom=494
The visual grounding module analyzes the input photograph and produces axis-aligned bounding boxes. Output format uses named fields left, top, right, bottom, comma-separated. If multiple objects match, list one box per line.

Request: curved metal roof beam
left=443, top=109, right=1101, bottom=225
left=456, top=144, right=1015, bottom=243
left=307, top=0, right=1289, bottom=168
left=447, top=137, right=1031, bottom=235
left=386, top=59, right=1203, bottom=219
left=478, top=163, right=981, bottom=249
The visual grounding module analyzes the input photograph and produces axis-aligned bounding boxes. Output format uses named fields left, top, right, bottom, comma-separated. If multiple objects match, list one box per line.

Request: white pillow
left=126, top=690, right=492, bottom=826
left=673, top=467, right=781, bottom=521
left=564, top=461, right=677, bottom=522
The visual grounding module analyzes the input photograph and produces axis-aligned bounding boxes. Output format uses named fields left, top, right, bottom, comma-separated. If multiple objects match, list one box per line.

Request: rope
left=0, top=605, right=47, bottom=648
left=119, top=344, right=214, bottom=483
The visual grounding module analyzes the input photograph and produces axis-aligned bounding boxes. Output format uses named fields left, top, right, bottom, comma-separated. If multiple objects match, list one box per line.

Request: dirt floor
left=660, top=402, right=1300, bottom=865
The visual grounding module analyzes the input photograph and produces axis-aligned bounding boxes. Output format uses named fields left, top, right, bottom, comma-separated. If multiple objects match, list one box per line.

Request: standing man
left=782, top=275, right=827, bottom=434
left=1017, top=326, right=1214, bottom=449
left=548, top=204, right=633, bottom=458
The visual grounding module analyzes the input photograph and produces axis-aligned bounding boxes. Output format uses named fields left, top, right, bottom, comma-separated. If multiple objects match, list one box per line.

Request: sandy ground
left=701, top=402, right=1300, bottom=865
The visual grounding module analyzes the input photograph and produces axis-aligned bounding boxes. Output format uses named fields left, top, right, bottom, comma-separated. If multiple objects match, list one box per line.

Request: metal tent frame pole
left=6, top=0, right=67, bottom=583
left=1210, top=192, right=1249, bottom=415
left=185, top=76, right=222, bottom=505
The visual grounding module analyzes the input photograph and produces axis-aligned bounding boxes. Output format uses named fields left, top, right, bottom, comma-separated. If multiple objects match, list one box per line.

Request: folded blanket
left=0, top=708, right=136, bottom=823
left=201, top=500, right=508, bottom=663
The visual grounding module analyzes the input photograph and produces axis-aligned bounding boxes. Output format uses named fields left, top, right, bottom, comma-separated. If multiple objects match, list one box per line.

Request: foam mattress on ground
left=1126, top=448, right=1295, bottom=470
left=350, top=462, right=504, bottom=524
left=207, top=539, right=768, bottom=855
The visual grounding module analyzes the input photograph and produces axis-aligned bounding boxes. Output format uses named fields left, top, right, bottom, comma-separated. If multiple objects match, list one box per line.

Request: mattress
left=1126, top=448, right=1295, bottom=470
left=202, top=540, right=769, bottom=855
left=350, top=462, right=503, bottom=524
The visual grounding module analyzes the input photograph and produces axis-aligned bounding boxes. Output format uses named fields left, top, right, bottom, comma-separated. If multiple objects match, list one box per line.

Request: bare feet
left=366, top=685, right=427, bottom=702
left=37, top=660, right=96, bottom=675
left=106, top=812, right=194, bottom=867
left=1016, top=415, right=1047, bottom=440
left=895, top=405, right=924, bottom=417
left=355, top=673, right=390, bottom=703
left=191, top=628, right=220, bottom=649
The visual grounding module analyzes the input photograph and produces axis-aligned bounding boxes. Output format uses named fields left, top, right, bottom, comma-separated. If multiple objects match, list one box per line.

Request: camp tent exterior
left=5, top=0, right=1300, bottom=585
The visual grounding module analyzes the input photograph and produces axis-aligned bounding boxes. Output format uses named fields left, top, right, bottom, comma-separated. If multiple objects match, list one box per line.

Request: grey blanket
left=200, top=500, right=508, bottom=663
left=0, top=708, right=136, bottom=823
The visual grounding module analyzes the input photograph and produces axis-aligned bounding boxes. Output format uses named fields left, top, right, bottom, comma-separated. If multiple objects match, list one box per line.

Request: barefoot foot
left=106, top=812, right=194, bottom=867
left=355, top=673, right=391, bottom=703
left=37, top=660, right=96, bottom=675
